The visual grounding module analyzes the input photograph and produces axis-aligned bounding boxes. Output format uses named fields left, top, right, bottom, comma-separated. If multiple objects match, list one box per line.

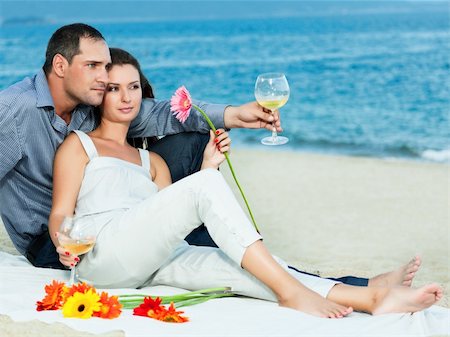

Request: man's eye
left=87, top=63, right=96, bottom=68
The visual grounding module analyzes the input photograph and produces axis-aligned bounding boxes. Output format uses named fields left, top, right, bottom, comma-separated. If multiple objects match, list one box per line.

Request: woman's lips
left=119, top=107, right=133, bottom=113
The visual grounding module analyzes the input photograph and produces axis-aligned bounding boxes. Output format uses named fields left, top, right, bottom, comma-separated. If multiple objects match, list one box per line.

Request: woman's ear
left=52, top=54, right=68, bottom=78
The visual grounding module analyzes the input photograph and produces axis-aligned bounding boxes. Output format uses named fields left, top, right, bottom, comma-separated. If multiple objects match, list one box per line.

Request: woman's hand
left=201, top=129, right=231, bottom=170
left=55, top=235, right=79, bottom=268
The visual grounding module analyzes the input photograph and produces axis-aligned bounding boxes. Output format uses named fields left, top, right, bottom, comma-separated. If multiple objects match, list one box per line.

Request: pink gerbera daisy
left=170, top=86, right=192, bottom=123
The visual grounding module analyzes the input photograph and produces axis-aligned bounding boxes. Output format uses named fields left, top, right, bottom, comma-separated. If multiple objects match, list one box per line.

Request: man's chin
left=85, top=94, right=104, bottom=107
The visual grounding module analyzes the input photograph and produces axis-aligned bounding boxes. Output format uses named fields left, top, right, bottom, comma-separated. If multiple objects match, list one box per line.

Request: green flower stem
left=118, top=287, right=235, bottom=309
left=175, top=293, right=236, bottom=308
left=118, top=286, right=231, bottom=299
left=192, top=104, right=260, bottom=233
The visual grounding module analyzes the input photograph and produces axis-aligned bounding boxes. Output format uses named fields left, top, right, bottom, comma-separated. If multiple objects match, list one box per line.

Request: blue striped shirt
left=0, top=69, right=226, bottom=255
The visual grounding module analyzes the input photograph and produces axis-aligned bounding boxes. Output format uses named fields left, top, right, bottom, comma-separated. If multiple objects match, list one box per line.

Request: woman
left=48, top=48, right=442, bottom=318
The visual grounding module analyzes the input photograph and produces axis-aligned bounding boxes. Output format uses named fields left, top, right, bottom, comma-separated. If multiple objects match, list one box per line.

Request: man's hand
left=224, top=101, right=282, bottom=132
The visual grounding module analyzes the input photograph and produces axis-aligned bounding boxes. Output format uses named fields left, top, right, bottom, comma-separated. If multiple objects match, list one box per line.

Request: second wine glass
left=58, top=216, right=96, bottom=285
left=254, top=72, right=290, bottom=145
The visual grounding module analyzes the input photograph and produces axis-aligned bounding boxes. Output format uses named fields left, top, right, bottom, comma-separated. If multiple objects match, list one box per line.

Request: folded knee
left=199, top=168, right=222, bottom=180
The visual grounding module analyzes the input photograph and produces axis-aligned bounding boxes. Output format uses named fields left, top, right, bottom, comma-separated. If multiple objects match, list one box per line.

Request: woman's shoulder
left=149, top=151, right=166, bottom=167
left=56, top=132, right=88, bottom=160
left=60, top=132, right=84, bottom=149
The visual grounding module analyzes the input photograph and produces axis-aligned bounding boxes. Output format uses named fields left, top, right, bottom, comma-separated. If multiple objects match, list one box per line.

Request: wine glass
left=58, top=216, right=96, bottom=285
left=254, top=73, right=290, bottom=145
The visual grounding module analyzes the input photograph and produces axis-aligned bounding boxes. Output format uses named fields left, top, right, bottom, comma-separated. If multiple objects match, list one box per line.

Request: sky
left=0, top=1, right=445, bottom=24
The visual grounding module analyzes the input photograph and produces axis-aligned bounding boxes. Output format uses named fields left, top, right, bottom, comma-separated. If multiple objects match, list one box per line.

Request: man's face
left=63, top=38, right=111, bottom=107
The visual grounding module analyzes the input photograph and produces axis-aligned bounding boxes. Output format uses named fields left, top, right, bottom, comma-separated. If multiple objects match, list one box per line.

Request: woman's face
left=101, top=64, right=142, bottom=123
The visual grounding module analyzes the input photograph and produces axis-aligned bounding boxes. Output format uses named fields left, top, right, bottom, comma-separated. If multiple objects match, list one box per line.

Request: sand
left=0, top=150, right=448, bottom=336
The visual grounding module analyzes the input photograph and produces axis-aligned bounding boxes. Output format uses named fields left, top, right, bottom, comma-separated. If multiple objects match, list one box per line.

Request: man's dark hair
left=43, top=23, right=105, bottom=75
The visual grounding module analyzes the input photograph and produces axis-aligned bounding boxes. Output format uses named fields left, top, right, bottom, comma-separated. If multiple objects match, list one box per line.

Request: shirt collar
left=35, top=68, right=55, bottom=109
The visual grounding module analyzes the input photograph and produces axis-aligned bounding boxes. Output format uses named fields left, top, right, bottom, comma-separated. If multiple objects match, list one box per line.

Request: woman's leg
left=79, top=169, right=261, bottom=288
left=240, top=240, right=352, bottom=318
left=327, top=282, right=443, bottom=314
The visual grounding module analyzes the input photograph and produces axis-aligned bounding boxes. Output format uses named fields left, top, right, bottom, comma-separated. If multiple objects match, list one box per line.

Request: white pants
left=78, top=169, right=338, bottom=300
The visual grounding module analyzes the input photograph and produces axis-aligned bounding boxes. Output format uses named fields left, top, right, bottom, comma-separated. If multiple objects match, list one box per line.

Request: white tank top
left=72, top=130, right=158, bottom=233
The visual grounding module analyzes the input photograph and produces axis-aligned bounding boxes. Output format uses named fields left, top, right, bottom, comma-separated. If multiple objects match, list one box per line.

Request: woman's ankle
left=275, top=281, right=312, bottom=304
left=367, top=287, right=390, bottom=314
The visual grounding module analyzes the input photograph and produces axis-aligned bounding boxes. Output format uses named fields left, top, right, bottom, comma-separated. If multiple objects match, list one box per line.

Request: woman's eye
left=107, top=86, right=118, bottom=92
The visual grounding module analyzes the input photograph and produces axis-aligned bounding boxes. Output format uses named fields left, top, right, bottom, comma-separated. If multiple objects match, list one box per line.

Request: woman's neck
left=91, top=120, right=130, bottom=145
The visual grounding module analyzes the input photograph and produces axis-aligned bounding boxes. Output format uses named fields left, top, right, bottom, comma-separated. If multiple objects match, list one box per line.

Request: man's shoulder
left=0, top=74, right=37, bottom=109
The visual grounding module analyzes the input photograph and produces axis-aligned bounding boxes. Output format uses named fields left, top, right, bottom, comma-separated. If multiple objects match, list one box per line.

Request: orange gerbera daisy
left=65, top=282, right=95, bottom=299
left=36, top=280, right=67, bottom=311
left=93, top=292, right=122, bottom=319
left=158, top=302, right=189, bottom=323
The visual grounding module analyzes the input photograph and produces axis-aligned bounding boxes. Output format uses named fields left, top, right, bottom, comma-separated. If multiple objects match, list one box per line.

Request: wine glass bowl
left=254, top=73, right=290, bottom=145
left=58, top=217, right=96, bottom=285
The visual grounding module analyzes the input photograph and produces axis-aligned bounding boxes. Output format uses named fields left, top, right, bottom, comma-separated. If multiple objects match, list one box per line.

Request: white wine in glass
left=255, top=73, right=290, bottom=145
left=58, top=217, right=96, bottom=285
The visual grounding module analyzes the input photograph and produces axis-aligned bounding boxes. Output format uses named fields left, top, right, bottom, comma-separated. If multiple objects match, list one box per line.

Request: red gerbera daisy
left=133, top=296, right=165, bottom=318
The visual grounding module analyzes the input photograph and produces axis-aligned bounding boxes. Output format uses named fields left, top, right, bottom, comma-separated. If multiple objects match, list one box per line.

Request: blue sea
left=1, top=1, right=449, bottom=162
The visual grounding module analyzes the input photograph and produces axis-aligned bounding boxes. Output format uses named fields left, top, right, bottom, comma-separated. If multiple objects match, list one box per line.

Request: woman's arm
left=201, top=129, right=231, bottom=170
left=48, top=133, right=88, bottom=266
left=150, top=152, right=172, bottom=190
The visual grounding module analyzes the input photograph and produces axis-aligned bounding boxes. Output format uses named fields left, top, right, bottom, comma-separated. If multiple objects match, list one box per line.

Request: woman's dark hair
left=109, top=48, right=154, bottom=99
left=43, top=23, right=104, bottom=75
left=97, top=47, right=158, bottom=148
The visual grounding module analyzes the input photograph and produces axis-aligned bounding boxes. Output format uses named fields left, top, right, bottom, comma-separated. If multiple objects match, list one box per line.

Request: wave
left=421, top=149, right=450, bottom=163
left=1, top=16, right=54, bottom=26
left=233, top=131, right=449, bottom=164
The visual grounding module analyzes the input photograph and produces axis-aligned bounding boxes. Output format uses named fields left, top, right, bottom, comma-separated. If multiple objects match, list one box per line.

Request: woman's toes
left=403, top=280, right=412, bottom=287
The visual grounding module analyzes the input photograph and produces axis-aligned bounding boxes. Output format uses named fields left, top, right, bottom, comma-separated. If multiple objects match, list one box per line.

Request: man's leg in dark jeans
left=26, top=229, right=65, bottom=269
left=149, top=132, right=369, bottom=287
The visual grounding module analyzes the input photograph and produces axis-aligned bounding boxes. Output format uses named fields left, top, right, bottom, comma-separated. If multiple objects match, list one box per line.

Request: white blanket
left=0, top=252, right=448, bottom=337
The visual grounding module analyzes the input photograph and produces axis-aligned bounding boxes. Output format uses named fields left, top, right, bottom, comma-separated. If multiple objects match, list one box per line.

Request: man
left=0, top=23, right=417, bottom=288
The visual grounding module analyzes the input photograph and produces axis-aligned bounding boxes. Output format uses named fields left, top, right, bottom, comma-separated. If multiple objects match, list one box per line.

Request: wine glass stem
left=270, top=110, right=278, bottom=141
left=69, top=266, right=76, bottom=285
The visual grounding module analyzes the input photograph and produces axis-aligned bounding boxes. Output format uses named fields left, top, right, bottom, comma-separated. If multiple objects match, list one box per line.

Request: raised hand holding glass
left=254, top=73, right=290, bottom=145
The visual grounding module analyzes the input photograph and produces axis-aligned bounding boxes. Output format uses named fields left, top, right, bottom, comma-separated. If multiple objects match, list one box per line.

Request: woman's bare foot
left=278, top=287, right=353, bottom=318
left=368, top=256, right=421, bottom=288
left=372, top=283, right=443, bottom=315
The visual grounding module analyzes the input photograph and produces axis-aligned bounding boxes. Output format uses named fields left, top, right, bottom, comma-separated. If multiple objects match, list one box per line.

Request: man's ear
left=52, top=54, right=68, bottom=78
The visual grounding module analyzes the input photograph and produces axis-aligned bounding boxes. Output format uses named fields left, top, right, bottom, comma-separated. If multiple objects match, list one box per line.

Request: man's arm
left=128, top=98, right=282, bottom=138
left=0, top=103, right=23, bottom=181
left=128, top=98, right=227, bottom=138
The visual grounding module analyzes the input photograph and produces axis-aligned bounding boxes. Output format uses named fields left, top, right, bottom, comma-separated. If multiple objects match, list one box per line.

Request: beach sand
left=0, top=150, right=448, bottom=336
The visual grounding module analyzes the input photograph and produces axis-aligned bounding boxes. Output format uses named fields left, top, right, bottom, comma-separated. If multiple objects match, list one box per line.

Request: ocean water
left=1, top=2, right=449, bottom=162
